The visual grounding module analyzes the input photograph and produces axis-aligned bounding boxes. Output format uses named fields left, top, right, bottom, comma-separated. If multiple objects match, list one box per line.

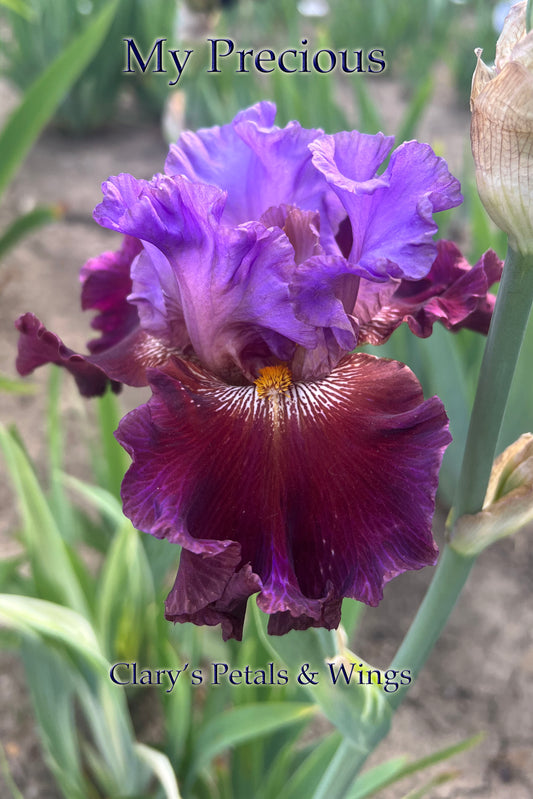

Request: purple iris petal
left=165, top=101, right=332, bottom=230
left=310, top=133, right=463, bottom=280
left=290, top=255, right=360, bottom=379
left=166, top=551, right=262, bottom=642
left=94, top=173, right=317, bottom=381
left=356, top=241, right=504, bottom=345
left=16, top=233, right=188, bottom=392
left=116, top=354, right=449, bottom=640
left=259, top=205, right=322, bottom=264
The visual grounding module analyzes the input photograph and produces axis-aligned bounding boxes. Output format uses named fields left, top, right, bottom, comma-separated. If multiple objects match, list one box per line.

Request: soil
left=0, top=68, right=532, bottom=799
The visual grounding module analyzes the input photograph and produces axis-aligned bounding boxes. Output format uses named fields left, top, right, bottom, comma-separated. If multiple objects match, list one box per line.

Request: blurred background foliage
left=0, top=0, right=508, bottom=132
left=0, top=0, right=530, bottom=797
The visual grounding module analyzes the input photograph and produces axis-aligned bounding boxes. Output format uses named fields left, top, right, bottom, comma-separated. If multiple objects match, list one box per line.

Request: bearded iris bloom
left=16, top=103, right=503, bottom=639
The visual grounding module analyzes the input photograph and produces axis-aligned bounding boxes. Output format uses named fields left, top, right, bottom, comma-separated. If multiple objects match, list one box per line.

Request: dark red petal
left=15, top=313, right=118, bottom=397
left=268, top=597, right=343, bottom=636
left=357, top=241, right=503, bottom=345
left=165, top=550, right=261, bottom=641
left=80, top=235, right=141, bottom=354
left=117, top=354, right=450, bottom=638
left=15, top=313, right=179, bottom=395
left=89, top=326, right=180, bottom=387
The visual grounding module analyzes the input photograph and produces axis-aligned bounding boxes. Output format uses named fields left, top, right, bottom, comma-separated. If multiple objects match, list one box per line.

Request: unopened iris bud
left=470, top=1, right=533, bottom=254
left=450, top=433, right=533, bottom=556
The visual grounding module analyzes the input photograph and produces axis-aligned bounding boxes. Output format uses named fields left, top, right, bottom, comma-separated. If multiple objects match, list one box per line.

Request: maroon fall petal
left=88, top=325, right=181, bottom=387
left=165, top=550, right=262, bottom=641
left=80, top=235, right=141, bottom=354
left=15, top=313, right=179, bottom=395
left=15, top=313, right=119, bottom=397
left=268, top=596, right=343, bottom=636
left=116, top=354, right=450, bottom=638
left=356, top=241, right=503, bottom=345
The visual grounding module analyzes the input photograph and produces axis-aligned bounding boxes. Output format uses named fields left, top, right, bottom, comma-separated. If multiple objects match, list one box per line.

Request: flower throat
left=254, top=365, right=292, bottom=400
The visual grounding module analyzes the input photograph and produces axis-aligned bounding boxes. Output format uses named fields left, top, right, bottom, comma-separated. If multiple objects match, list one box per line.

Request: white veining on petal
left=180, top=357, right=362, bottom=431
left=137, top=334, right=181, bottom=367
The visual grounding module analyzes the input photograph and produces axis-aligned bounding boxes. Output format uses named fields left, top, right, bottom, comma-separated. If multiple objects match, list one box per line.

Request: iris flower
left=16, top=103, right=502, bottom=639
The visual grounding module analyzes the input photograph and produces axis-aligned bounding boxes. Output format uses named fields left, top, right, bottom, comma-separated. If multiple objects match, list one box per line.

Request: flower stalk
left=312, top=244, right=533, bottom=793
left=451, top=248, right=533, bottom=518
left=390, top=246, right=533, bottom=698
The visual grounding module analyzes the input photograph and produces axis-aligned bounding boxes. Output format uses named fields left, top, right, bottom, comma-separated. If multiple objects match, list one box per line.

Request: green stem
left=527, top=0, right=533, bottom=32
left=317, top=247, right=533, bottom=789
left=387, top=547, right=475, bottom=709
left=389, top=245, right=533, bottom=706
left=0, top=204, right=63, bottom=261
left=313, top=739, right=379, bottom=799
left=451, top=247, right=533, bottom=520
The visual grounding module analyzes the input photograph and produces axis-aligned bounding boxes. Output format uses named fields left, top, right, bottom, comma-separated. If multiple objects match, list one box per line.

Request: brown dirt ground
left=1, top=69, right=532, bottom=799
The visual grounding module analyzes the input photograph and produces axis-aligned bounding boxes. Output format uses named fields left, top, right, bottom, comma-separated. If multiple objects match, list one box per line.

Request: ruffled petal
left=356, top=241, right=503, bottom=345
left=165, top=102, right=278, bottom=225
left=80, top=235, right=141, bottom=353
left=259, top=204, right=323, bottom=265
left=94, top=173, right=317, bottom=381
left=88, top=326, right=179, bottom=386
left=290, top=255, right=360, bottom=379
left=15, top=313, right=178, bottom=394
left=15, top=313, right=119, bottom=396
left=165, top=101, right=330, bottom=229
left=310, top=133, right=463, bottom=280
left=116, top=354, right=450, bottom=639
left=166, top=551, right=262, bottom=641
left=259, top=205, right=359, bottom=379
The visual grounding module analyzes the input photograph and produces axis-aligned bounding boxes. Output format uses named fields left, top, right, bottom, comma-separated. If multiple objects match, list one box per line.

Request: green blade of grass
left=94, top=386, right=129, bottom=500
left=189, top=703, right=316, bottom=781
left=96, top=521, right=156, bottom=661
left=19, top=641, right=88, bottom=799
left=46, top=366, right=78, bottom=542
left=0, top=593, right=107, bottom=673
left=0, top=372, right=36, bottom=394
left=343, top=757, right=407, bottom=799
left=0, top=425, right=89, bottom=615
left=0, top=0, right=119, bottom=198
left=396, top=73, right=434, bottom=143
left=135, top=743, right=183, bottom=799
left=353, top=80, right=385, bottom=134
left=0, top=0, right=34, bottom=18
left=278, top=733, right=344, bottom=799
left=0, top=554, right=25, bottom=593
left=399, top=770, right=460, bottom=799
left=348, top=732, right=484, bottom=798
left=0, top=743, right=25, bottom=799
left=0, top=204, right=64, bottom=260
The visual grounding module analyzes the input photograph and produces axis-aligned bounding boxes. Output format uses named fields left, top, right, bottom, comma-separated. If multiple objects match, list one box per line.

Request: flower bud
left=470, top=1, right=533, bottom=254
left=450, top=433, right=533, bottom=556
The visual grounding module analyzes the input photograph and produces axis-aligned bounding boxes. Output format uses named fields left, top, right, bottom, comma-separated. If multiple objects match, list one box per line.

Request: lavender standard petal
left=165, top=101, right=330, bottom=228
left=95, top=173, right=317, bottom=380
left=310, top=133, right=463, bottom=280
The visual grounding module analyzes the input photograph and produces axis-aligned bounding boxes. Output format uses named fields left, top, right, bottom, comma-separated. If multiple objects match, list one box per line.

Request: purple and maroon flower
left=16, top=103, right=503, bottom=639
